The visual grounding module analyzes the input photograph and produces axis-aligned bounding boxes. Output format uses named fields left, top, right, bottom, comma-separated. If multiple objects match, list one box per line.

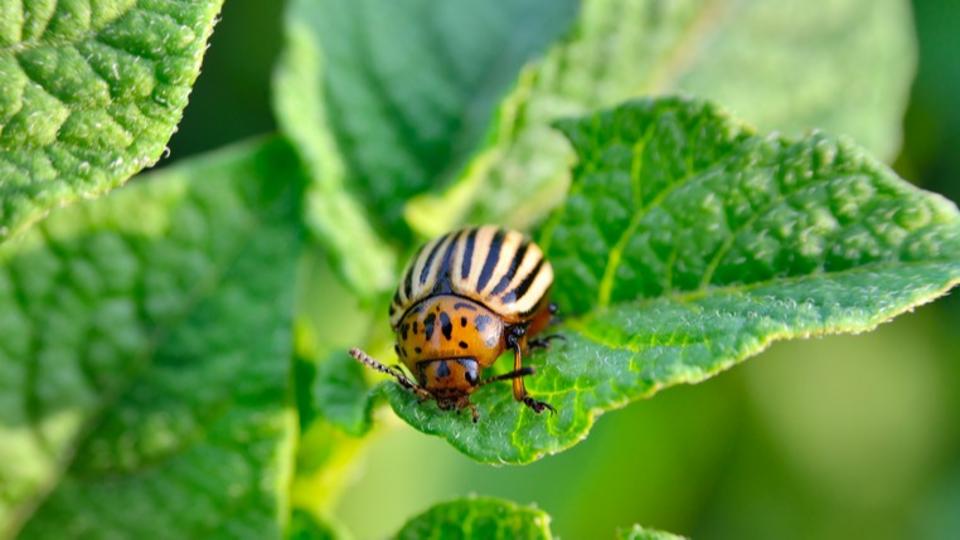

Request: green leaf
left=394, top=497, right=552, bottom=540
left=0, top=138, right=305, bottom=537
left=273, top=0, right=578, bottom=293
left=415, top=0, right=915, bottom=233
left=617, top=525, right=687, bottom=540
left=385, top=97, right=960, bottom=464
left=0, top=0, right=225, bottom=244
left=292, top=250, right=377, bottom=437
left=305, top=350, right=375, bottom=437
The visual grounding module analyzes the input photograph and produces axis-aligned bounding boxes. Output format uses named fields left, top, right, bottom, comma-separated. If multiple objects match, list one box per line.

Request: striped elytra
left=389, top=226, right=554, bottom=328
left=349, top=226, right=557, bottom=421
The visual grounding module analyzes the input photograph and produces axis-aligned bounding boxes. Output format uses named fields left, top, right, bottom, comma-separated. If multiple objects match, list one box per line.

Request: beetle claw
left=522, top=396, right=556, bottom=415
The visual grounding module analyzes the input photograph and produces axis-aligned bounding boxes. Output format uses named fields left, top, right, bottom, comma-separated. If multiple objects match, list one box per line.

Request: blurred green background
left=164, top=1, right=960, bottom=538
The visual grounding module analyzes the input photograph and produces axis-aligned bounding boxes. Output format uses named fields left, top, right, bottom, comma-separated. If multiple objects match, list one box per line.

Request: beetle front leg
left=505, top=326, right=556, bottom=415
left=455, top=398, right=479, bottom=423
left=528, top=334, right=566, bottom=350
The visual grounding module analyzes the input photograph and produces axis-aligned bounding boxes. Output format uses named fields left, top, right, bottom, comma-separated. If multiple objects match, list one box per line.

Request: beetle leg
left=522, top=395, right=556, bottom=414
left=349, top=348, right=431, bottom=400
left=467, top=401, right=479, bottom=423
left=477, top=366, right=535, bottom=387
left=528, top=334, right=566, bottom=350
left=505, top=327, right=556, bottom=414
left=453, top=398, right=480, bottom=423
left=505, top=326, right=527, bottom=402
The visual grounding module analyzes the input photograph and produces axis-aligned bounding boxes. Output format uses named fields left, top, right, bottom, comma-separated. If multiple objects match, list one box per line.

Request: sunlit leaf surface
left=386, top=97, right=960, bottom=464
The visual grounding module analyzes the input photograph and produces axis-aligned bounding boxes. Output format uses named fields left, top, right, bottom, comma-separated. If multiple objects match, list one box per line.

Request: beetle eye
left=465, top=369, right=479, bottom=386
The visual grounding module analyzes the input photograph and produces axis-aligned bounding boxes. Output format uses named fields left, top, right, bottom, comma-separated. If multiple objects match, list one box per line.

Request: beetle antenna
left=478, top=366, right=535, bottom=387
left=349, top=348, right=431, bottom=399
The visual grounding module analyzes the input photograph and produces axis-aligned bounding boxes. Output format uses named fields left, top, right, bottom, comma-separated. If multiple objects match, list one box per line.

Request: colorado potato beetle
left=350, top=226, right=559, bottom=422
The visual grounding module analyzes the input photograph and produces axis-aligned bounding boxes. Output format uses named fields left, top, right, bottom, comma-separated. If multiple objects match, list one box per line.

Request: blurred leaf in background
left=897, top=0, right=960, bottom=314
left=409, top=0, right=915, bottom=235
left=273, top=0, right=579, bottom=295
left=898, top=0, right=960, bottom=204
left=0, top=138, right=304, bottom=537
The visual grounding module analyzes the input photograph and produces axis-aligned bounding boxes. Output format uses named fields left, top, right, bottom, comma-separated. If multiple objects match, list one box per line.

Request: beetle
left=350, top=225, right=559, bottom=422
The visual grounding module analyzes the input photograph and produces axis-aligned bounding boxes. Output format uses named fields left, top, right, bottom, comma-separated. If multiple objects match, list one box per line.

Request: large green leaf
left=394, top=497, right=552, bottom=540
left=386, top=97, right=960, bottom=464
left=0, top=0, right=225, bottom=243
left=411, top=0, right=915, bottom=234
left=0, top=138, right=305, bottom=537
left=273, top=0, right=578, bottom=294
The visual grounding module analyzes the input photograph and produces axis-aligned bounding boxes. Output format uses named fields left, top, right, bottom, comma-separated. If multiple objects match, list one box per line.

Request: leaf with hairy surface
left=0, top=0, right=224, bottom=244
left=385, top=97, right=960, bottom=464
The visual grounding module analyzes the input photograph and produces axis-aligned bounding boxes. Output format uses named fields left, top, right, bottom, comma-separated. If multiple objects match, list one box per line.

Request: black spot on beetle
left=400, top=323, right=409, bottom=340
left=435, top=360, right=450, bottom=378
left=394, top=344, right=401, bottom=357
left=460, top=316, right=467, bottom=327
left=454, top=302, right=477, bottom=311
left=459, top=341, right=469, bottom=349
left=475, top=314, right=492, bottom=332
left=424, top=313, right=436, bottom=340
left=414, top=346, right=422, bottom=354
left=439, top=311, right=453, bottom=340
left=412, top=321, right=418, bottom=334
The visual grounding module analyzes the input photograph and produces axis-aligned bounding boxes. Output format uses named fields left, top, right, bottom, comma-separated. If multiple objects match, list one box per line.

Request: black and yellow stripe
left=389, top=226, right=553, bottom=328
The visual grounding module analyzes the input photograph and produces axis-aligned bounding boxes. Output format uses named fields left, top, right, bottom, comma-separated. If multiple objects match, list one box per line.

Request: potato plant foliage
left=0, top=0, right=954, bottom=538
